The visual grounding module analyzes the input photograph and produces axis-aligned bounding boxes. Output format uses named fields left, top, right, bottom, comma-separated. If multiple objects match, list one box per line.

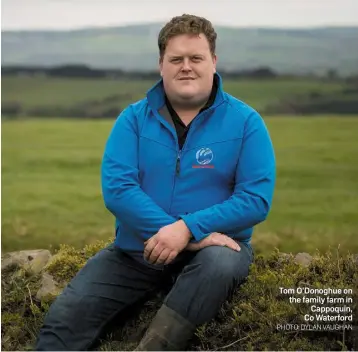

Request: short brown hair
left=158, top=14, right=217, bottom=59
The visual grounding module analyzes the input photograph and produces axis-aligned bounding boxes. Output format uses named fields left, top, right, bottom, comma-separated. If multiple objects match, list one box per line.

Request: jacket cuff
left=180, top=214, right=207, bottom=242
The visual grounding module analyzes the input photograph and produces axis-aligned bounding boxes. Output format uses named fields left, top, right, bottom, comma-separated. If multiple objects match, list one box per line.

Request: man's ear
left=159, top=57, right=163, bottom=76
left=212, top=54, right=217, bottom=73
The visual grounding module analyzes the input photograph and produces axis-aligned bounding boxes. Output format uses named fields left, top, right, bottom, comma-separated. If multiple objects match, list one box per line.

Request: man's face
left=159, top=33, right=217, bottom=108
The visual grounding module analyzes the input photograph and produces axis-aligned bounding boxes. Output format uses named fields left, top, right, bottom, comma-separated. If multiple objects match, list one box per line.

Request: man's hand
left=186, top=232, right=241, bottom=252
left=144, top=220, right=191, bottom=265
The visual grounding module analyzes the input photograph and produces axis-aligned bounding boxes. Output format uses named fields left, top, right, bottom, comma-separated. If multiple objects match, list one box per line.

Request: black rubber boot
left=135, top=304, right=195, bottom=351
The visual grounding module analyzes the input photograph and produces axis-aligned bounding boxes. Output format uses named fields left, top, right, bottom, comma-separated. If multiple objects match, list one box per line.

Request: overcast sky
left=2, top=0, right=358, bottom=31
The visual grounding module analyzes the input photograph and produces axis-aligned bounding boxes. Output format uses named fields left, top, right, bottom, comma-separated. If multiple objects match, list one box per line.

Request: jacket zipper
left=174, top=110, right=208, bottom=178
left=176, top=151, right=181, bottom=176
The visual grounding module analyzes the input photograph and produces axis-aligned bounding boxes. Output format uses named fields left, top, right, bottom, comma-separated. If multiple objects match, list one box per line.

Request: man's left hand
left=144, top=220, right=191, bottom=265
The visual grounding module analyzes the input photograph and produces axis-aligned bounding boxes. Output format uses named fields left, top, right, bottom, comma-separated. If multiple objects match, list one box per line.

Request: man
left=36, top=14, right=275, bottom=351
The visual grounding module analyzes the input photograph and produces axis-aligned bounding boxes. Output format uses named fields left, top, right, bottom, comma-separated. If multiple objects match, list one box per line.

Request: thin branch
left=337, top=245, right=341, bottom=280
left=216, top=335, right=250, bottom=350
left=26, top=284, right=34, bottom=307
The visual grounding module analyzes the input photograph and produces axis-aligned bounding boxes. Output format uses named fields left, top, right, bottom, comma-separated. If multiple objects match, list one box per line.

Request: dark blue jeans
left=36, top=242, right=254, bottom=351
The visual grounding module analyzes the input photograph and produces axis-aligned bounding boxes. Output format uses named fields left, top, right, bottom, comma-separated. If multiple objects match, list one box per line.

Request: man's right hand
left=186, top=232, right=241, bottom=252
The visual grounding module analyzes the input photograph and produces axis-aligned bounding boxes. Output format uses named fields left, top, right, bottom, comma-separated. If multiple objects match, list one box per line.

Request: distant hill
left=2, top=24, right=358, bottom=76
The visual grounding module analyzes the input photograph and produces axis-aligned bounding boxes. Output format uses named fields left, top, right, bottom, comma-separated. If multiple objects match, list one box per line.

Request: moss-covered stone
left=44, top=240, right=111, bottom=284
left=2, top=242, right=357, bottom=351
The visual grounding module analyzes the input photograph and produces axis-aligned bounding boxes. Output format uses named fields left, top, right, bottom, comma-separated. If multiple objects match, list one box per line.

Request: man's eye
left=171, top=58, right=181, bottom=63
left=192, top=57, right=202, bottom=62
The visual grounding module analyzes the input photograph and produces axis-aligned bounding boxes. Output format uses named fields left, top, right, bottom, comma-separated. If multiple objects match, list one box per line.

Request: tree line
left=2, top=64, right=278, bottom=79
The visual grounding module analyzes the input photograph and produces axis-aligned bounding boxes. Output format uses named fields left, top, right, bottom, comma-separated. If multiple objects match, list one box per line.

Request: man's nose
left=181, top=58, right=192, bottom=71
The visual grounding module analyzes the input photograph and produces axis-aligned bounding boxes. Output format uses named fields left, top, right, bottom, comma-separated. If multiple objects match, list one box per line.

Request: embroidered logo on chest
left=193, top=147, right=214, bottom=169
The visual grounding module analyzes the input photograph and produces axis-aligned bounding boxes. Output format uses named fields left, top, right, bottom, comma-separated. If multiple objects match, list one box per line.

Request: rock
left=2, top=249, right=52, bottom=274
left=353, top=254, right=358, bottom=266
left=24, top=251, right=53, bottom=275
left=36, top=273, right=62, bottom=300
left=294, top=252, right=313, bottom=267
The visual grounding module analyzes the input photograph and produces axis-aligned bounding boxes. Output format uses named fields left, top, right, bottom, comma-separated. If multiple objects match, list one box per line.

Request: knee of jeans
left=194, top=245, right=251, bottom=283
left=46, top=287, right=84, bottom=321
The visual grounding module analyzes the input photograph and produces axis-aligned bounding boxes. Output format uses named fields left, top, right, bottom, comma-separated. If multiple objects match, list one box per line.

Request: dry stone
left=2, top=249, right=52, bottom=274
left=294, top=252, right=313, bottom=267
left=36, top=273, right=62, bottom=300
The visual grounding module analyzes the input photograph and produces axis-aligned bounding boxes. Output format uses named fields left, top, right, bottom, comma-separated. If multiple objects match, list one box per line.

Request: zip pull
left=176, top=152, right=181, bottom=176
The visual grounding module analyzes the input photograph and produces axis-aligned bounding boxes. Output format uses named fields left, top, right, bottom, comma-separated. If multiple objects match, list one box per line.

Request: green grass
left=1, top=76, right=344, bottom=113
left=2, top=117, right=358, bottom=255
left=1, top=76, right=150, bottom=111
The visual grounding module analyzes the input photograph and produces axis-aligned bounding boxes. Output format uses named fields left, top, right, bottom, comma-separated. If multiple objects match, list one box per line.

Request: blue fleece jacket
left=101, top=73, right=276, bottom=252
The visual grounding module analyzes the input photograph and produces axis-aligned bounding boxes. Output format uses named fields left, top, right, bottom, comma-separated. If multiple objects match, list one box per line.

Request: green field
left=2, top=117, right=358, bottom=256
left=1, top=76, right=345, bottom=114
